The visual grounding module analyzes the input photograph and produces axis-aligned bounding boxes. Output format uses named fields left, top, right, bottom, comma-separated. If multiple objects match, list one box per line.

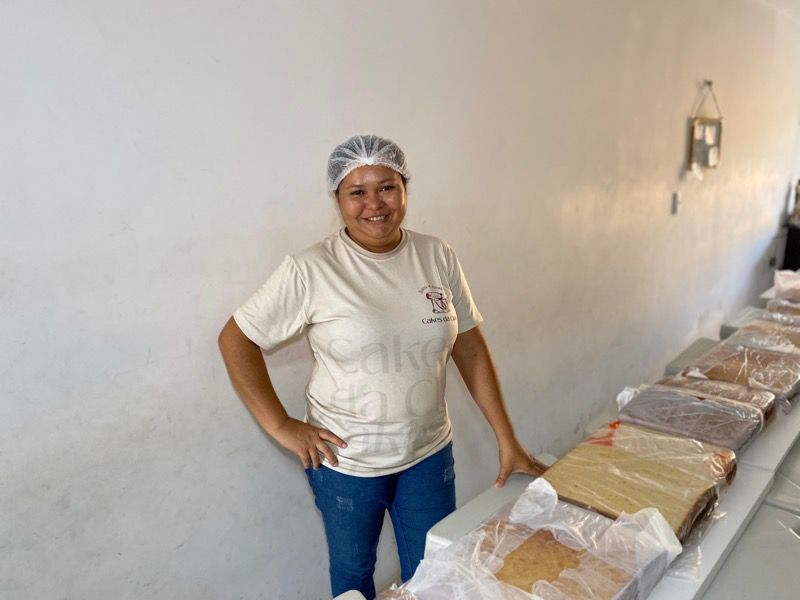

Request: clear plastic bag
left=773, top=270, right=800, bottom=302
left=758, top=308, right=800, bottom=328
left=543, top=422, right=736, bottom=543
left=616, top=386, right=763, bottom=452
left=767, top=297, right=800, bottom=318
left=739, top=319, right=800, bottom=349
left=655, top=374, right=777, bottom=423
left=685, top=340, right=800, bottom=400
left=377, top=479, right=682, bottom=600
left=725, top=323, right=800, bottom=355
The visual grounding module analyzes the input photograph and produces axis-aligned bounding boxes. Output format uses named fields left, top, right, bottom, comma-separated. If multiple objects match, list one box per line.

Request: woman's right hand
left=270, top=417, right=347, bottom=469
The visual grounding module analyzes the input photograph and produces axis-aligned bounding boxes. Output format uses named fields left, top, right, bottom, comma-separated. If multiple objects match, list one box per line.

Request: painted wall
left=3, top=1, right=800, bottom=598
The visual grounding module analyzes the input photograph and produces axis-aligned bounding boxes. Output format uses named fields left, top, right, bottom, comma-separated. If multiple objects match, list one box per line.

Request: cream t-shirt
left=233, top=228, right=483, bottom=476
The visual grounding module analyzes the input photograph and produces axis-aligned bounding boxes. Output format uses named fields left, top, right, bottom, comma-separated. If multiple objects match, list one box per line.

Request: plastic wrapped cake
left=758, top=308, right=800, bottom=328
left=377, top=478, right=682, bottom=600
left=686, top=341, right=800, bottom=400
left=617, top=386, right=763, bottom=452
left=773, top=269, right=800, bottom=302
left=731, top=307, right=800, bottom=329
left=725, top=321, right=800, bottom=355
left=655, top=374, right=777, bottom=422
left=543, top=422, right=736, bottom=542
left=741, top=318, right=800, bottom=343
left=767, top=298, right=800, bottom=317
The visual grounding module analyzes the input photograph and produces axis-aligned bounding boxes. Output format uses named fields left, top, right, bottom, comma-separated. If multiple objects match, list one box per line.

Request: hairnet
left=327, top=134, right=410, bottom=192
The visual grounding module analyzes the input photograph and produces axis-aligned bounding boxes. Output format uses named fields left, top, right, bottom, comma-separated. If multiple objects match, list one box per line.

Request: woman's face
left=336, top=164, right=407, bottom=253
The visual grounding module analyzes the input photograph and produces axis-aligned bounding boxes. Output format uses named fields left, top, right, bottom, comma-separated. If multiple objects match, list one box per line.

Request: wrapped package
left=617, top=386, right=763, bottom=452
left=727, top=307, right=800, bottom=329
left=685, top=340, right=800, bottom=400
left=656, top=374, right=777, bottom=423
left=725, top=324, right=800, bottom=355
left=543, top=422, right=736, bottom=542
left=758, top=308, right=800, bottom=328
left=378, top=478, right=682, bottom=600
left=767, top=298, right=800, bottom=317
left=774, top=269, right=800, bottom=302
left=737, top=319, right=800, bottom=349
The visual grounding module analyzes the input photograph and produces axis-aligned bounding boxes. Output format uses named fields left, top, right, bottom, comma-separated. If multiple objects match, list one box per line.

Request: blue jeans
left=305, top=442, right=456, bottom=600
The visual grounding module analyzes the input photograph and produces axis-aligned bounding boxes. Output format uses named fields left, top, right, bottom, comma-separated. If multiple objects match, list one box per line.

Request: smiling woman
left=336, top=164, right=407, bottom=253
left=218, top=134, right=543, bottom=599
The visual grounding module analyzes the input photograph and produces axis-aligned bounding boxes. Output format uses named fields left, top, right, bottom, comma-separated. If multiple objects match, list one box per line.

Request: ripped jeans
left=305, top=442, right=456, bottom=600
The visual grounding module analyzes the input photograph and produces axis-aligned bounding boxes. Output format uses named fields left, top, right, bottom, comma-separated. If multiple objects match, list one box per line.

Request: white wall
left=2, top=1, right=800, bottom=598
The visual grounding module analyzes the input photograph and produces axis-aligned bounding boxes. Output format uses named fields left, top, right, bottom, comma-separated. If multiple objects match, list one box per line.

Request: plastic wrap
left=739, top=319, right=800, bottom=349
left=377, top=479, right=682, bottom=600
left=686, top=340, right=800, bottom=400
left=727, top=306, right=800, bottom=329
left=616, top=386, right=763, bottom=452
left=543, top=422, right=736, bottom=542
left=767, top=473, right=800, bottom=514
left=756, top=308, right=800, bottom=328
left=767, top=297, right=800, bottom=317
left=774, top=269, right=800, bottom=302
left=725, top=326, right=800, bottom=355
left=656, top=374, right=777, bottom=423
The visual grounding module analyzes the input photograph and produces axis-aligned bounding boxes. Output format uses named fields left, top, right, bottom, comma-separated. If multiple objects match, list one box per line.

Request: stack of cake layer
left=725, top=325, right=800, bottom=355
left=767, top=297, right=800, bottom=317
left=739, top=319, right=800, bottom=348
left=686, top=341, right=800, bottom=400
left=618, top=386, right=763, bottom=452
left=378, top=479, right=681, bottom=600
left=655, top=375, right=777, bottom=422
left=759, top=308, right=800, bottom=328
left=543, top=422, right=736, bottom=542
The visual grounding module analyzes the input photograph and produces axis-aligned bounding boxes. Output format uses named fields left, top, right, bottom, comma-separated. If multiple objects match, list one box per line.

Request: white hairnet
left=327, top=134, right=410, bottom=192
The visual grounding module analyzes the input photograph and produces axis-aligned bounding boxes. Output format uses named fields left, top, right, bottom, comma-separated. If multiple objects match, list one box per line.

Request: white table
left=720, top=306, right=765, bottom=339
left=738, top=403, right=800, bottom=472
left=424, top=475, right=534, bottom=557
left=775, top=432, right=800, bottom=482
left=648, top=464, right=773, bottom=599
left=699, top=504, right=800, bottom=600
left=765, top=472, right=800, bottom=515
left=663, top=338, right=718, bottom=376
left=758, top=285, right=776, bottom=307
left=763, top=436, right=800, bottom=514
left=424, top=453, right=557, bottom=557
left=421, top=407, right=800, bottom=600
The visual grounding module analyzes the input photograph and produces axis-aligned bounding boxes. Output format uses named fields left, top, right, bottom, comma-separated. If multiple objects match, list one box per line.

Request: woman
left=218, top=135, right=543, bottom=599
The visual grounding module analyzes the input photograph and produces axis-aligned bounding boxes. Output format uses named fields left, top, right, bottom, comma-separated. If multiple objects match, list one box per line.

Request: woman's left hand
left=495, top=438, right=547, bottom=488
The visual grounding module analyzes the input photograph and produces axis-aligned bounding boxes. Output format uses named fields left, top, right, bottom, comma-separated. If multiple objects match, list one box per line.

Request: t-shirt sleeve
left=233, top=256, right=310, bottom=351
left=445, top=244, right=484, bottom=334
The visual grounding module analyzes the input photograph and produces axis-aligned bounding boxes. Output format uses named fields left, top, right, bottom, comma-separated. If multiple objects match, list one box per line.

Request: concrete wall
left=2, top=1, right=800, bottom=598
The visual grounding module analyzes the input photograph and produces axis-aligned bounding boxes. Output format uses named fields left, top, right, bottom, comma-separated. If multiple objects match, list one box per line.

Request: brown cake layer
left=741, top=319, right=800, bottom=348
left=767, top=298, right=800, bottom=317
left=620, top=387, right=763, bottom=451
left=496, top=529, right=584, bottom=590
left=656, top=375, right=776, bottom=422
left=688, top=341, right=800, bottom=399
left=378, top=482, right=677, bottom=600
left=496, top=529, right=632, bottom=599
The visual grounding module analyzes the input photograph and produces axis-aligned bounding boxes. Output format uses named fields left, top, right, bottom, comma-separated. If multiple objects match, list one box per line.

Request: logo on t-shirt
left=425, top=291, right=449, bottom=314
left=418, top=285, right=456, bottom=324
